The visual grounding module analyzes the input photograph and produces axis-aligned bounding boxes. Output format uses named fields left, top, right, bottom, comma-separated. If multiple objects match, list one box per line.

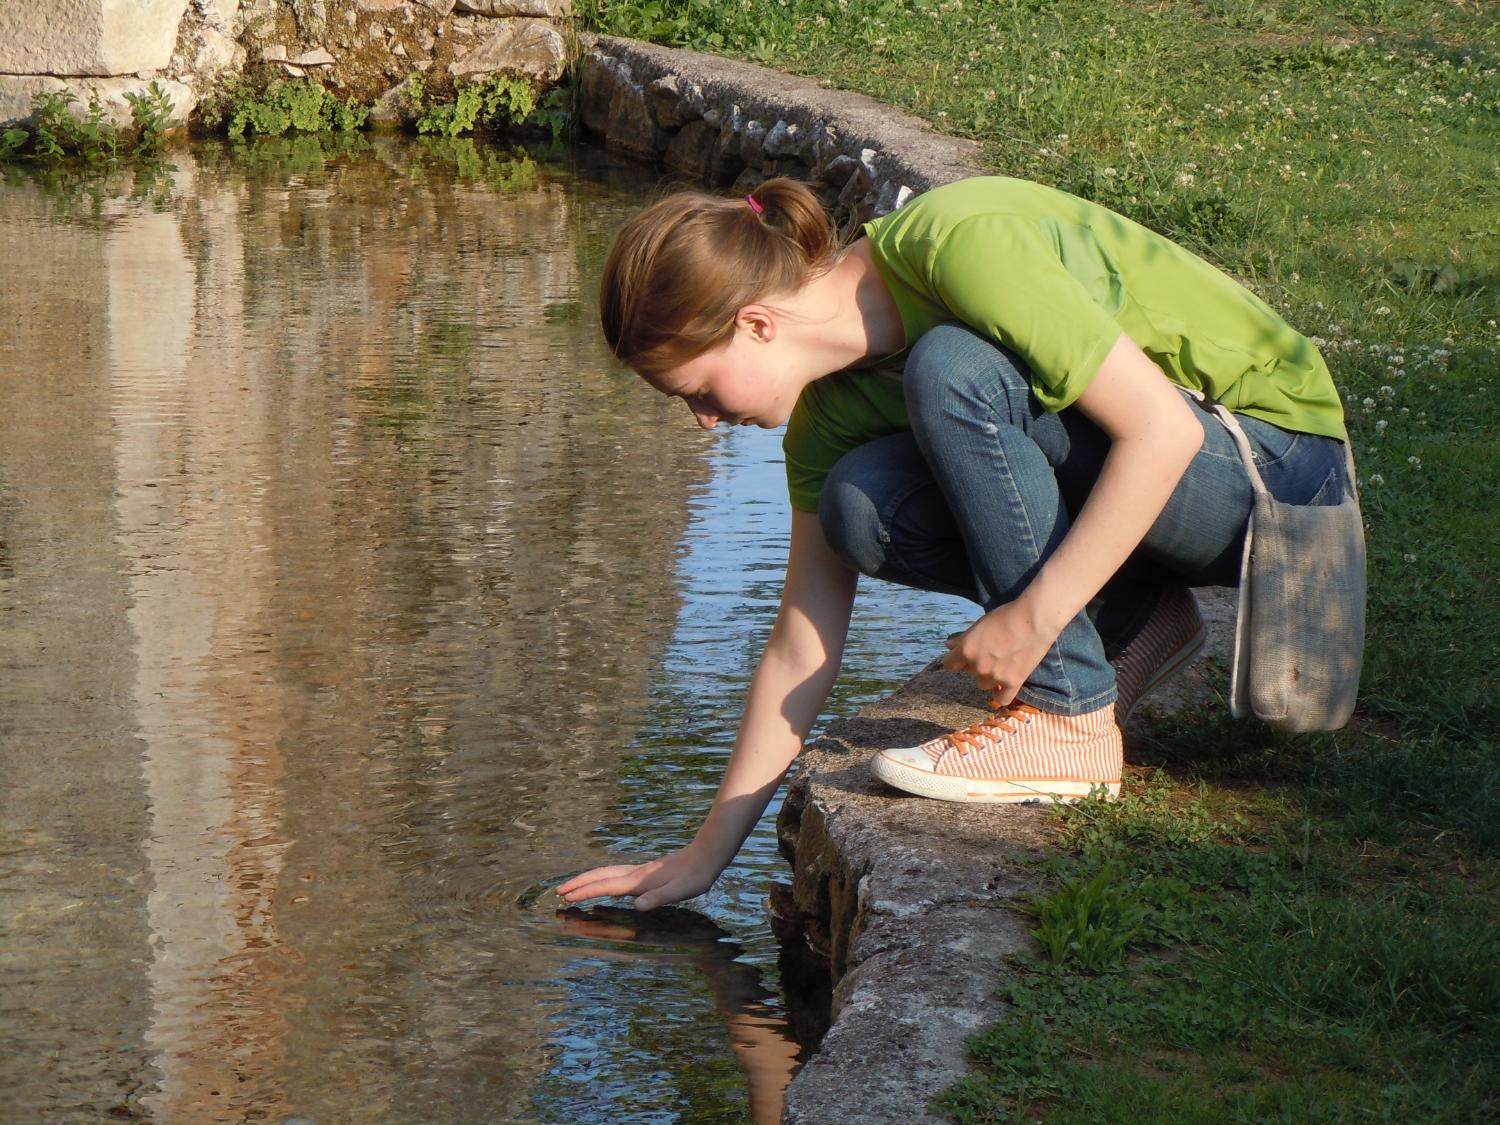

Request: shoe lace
left=947, top=702, right=1039, bottom=756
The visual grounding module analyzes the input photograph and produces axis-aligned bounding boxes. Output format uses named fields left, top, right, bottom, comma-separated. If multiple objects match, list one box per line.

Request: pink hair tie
left=746, top=193, right=765, bottom=216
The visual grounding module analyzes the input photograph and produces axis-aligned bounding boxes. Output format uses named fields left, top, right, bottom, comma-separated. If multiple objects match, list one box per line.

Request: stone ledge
left=777, top=588, right=1230, bottom=1121
left=774, top=620, right=1229, bottom=1121
left=578, top=36, right=986, bottom=224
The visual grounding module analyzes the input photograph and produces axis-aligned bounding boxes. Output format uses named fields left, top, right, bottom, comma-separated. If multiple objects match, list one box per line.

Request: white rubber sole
left=870, top=750, right=1120, bottom=804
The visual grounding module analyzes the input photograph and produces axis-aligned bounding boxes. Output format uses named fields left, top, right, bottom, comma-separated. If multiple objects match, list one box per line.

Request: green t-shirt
left=783, top=177, right=1344, bottom=513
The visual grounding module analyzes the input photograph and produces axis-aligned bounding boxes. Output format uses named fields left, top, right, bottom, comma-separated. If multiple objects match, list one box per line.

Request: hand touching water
left=556, top=846, right=726, bottom=912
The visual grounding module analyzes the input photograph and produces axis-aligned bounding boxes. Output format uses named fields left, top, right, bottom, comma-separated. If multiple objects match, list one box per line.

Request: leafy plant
left=0, top=127, right=27, bottom=161
left=578, top=0, right=726, bottom=50
left=531, top=86, right=573, bottom=143
left=124, top=81, right=175, bottom=152
left=227, top=78, right=368, bottom=140
left=1030, top=862, right=1148, bottom=971
left=416, top=76, right=539, bottom=138
left=4, top=91, right=120, bottom=164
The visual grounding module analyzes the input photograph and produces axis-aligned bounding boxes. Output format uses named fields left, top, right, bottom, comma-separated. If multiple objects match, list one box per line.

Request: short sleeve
left=782, top=368, right=909, bottom=513
left=928, top=215, right=1124, bottom=411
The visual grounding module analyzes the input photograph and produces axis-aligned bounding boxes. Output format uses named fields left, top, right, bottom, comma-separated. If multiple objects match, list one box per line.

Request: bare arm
left=945, top=332, right=1204, bottom=700
left=558, top=508, right=858, bottom=910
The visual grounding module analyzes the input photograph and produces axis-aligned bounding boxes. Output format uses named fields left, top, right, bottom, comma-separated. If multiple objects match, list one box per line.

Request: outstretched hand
left=556, top=847, right=723, bottom=912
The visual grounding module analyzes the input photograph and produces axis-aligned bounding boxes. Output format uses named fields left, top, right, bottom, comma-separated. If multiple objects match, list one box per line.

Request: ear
left=733, top=304, right=777, bottom=344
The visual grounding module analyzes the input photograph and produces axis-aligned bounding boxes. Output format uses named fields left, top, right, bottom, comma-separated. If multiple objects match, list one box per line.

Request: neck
left=795, top=239, right=906, bottom=370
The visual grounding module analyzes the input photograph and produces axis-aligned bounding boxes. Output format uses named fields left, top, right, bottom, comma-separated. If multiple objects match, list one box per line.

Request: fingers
left=635, top=870, right=709, bottom=912
left=556, top=863, right=660, bottom=905
left=989, top=683, right=1019, bottom=707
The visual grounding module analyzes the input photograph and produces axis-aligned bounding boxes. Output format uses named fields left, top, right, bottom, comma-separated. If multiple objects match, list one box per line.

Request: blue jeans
left=819, top=324, right=1347, bottom=715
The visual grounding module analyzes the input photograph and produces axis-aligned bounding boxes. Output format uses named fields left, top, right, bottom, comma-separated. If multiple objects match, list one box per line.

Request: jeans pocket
left=1249, top=427, right=1301, bottom=470
left=1257, top=432, right=1346, bottom=506
left=1303, top=466, right=1345, bottom=507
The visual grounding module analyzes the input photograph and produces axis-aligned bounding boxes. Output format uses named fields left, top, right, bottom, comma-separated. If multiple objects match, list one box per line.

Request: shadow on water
left=0, top=133, right=968, bottom=1123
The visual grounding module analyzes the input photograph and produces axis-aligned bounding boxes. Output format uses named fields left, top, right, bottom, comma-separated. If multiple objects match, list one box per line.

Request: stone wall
left=0, top=0, right=203, bottom=129
left=577, top=36, right=984, bottom=227
left=0, top=0, right=573, bottom=133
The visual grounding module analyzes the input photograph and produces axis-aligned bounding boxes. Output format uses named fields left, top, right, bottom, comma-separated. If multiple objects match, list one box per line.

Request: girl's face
left=652, top=313, right=810, bottom=431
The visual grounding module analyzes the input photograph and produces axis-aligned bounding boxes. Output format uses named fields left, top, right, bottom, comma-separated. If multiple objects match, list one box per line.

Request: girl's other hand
left=556, top=847, right=722, bottom=912
left=942, top=600, right=1059, bottom=706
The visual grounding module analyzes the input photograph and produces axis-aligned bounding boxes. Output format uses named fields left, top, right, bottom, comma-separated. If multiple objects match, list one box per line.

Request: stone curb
left=578, top=36, right=987, bottom=226
left=576, top=36, right=1239, bottom=1124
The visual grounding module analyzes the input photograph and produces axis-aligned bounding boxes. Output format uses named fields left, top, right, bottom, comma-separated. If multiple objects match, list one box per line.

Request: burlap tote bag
left=1211, top=405, right=1366, bottom=732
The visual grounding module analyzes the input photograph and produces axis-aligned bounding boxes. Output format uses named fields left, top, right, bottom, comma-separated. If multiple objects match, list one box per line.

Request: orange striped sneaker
left=1111, top=587, right=1207, bottom=725
left=871, top=702, right=1122, bottom=804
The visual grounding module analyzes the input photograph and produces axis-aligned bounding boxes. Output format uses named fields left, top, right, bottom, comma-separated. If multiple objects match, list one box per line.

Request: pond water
left=0, top=137, right=973, bottom=1123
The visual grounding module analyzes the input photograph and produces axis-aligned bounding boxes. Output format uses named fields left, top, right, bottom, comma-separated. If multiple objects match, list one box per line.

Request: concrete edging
left=576, top=36, right=1233, bottom=1124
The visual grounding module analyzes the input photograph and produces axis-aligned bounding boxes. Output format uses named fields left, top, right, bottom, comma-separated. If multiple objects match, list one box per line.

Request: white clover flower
left=1375, top=306, right=1391, bottom=316
left=1408, top=456, right=1422, bottom=469
left=1362, top=397, right=1376, bottom=410
left=1103, top=167, right=1118, bottom=177
left=1404, top=553, right=1418, bottom=563
left=1175, top=170, right=1195, bottom=186
left=1369, top=473, right=1385, bottom=486
left=1375, top=419, right=1388, bottom=434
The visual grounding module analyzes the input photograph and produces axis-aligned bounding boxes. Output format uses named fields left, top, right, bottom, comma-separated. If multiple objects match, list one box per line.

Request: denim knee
left=904, top=324, right=1036, bottom=434
left=819, top=455, right=887, bottom=578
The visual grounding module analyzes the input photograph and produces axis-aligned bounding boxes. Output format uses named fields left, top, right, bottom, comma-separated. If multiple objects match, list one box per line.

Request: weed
left=226, top=78, right=369, bottom=140
left=124, top=82, right=176, bottom=153
left=0, top=89, right=174, bottom=166
left=415, top=76, right=539, bottom=138
left=532, top=86, right=574, bottom=143
left=1030, top=862, right=1147, bottom=971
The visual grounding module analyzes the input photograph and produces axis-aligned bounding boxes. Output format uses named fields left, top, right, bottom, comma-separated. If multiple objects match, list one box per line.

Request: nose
left=688, top=402, right=720, bottom=429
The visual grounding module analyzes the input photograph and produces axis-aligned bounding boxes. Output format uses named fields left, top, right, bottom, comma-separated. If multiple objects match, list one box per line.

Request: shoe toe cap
left=873, top=743, right=934, bottom=772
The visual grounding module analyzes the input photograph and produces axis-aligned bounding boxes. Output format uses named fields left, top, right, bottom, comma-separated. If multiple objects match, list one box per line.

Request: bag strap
left=1209, top=402, right=1360, bottom=505
left=1208, top=403, right=1267, bottom=495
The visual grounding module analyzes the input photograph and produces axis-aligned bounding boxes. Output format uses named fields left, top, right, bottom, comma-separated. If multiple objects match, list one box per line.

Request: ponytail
left=600, top=178, right=841, bottom=379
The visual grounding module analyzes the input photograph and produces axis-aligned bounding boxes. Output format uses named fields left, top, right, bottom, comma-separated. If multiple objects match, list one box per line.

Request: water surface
left=0, top=137, right=972, bottom=1123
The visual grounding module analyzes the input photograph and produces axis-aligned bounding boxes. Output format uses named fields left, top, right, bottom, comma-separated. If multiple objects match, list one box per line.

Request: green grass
left=576, top=0, right=1499, bottom=1118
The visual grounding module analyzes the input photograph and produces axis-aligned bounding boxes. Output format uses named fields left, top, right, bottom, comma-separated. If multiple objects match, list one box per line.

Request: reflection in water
left=549, top=907, right=802, bottom=1125
left=0, top=139, right=973, bottom=1122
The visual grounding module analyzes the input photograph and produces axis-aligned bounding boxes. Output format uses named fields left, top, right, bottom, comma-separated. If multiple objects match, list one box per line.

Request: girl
left=558, top=176, right=1348, bottom=911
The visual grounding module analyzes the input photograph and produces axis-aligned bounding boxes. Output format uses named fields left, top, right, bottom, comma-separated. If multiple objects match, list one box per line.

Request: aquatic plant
left=415, top=75, right=540, bottom=138
left=226, top=77, right=369, bottom=140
